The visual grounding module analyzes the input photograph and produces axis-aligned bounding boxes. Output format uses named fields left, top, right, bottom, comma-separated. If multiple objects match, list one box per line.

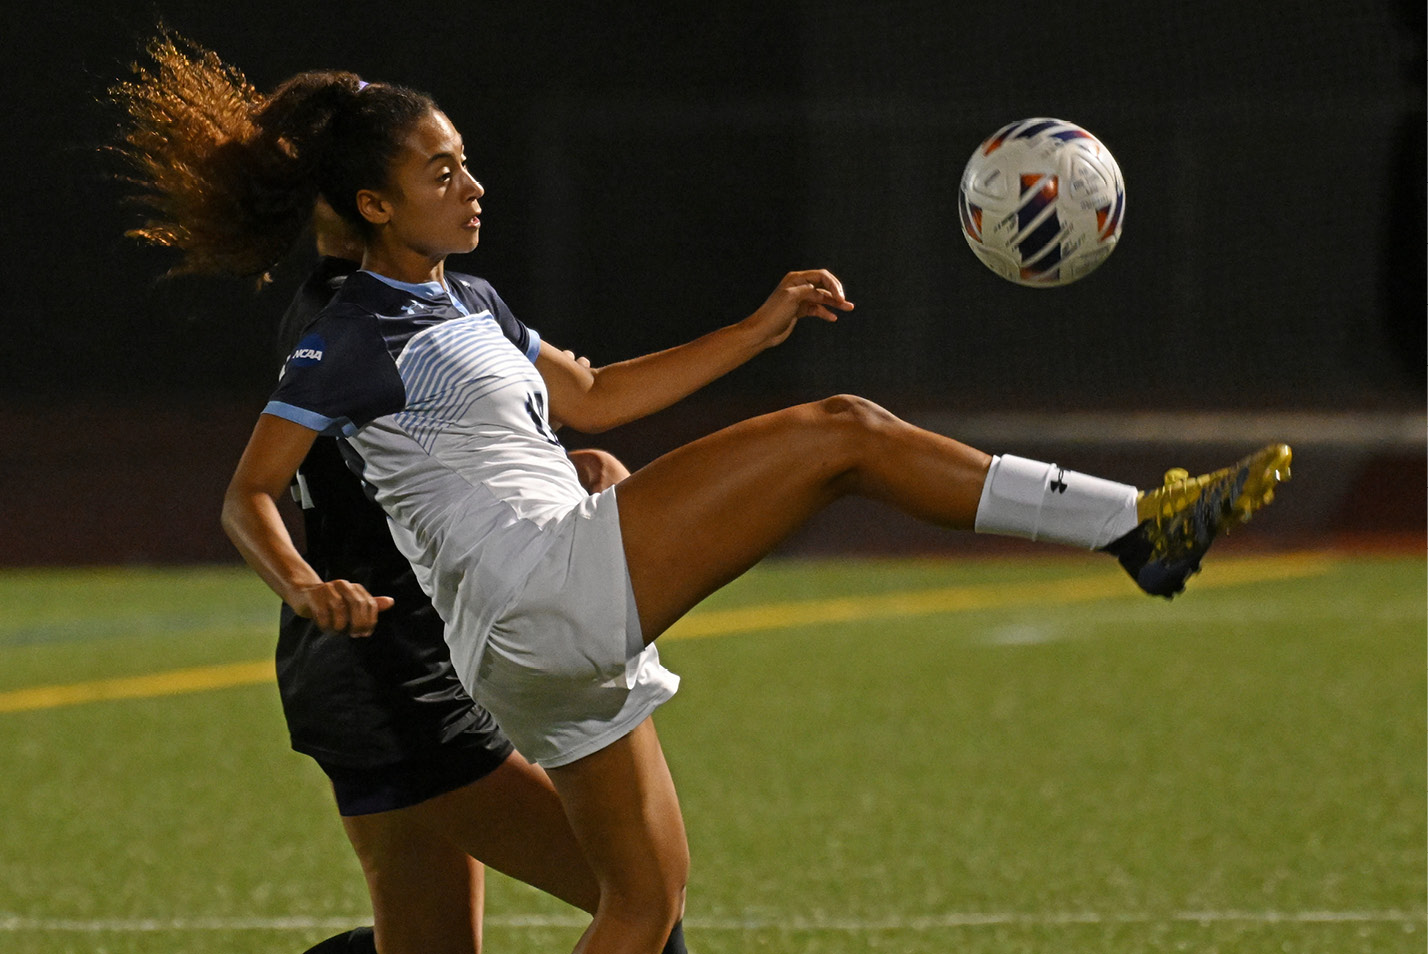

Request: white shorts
left=470, top=486, right=680, bottom=767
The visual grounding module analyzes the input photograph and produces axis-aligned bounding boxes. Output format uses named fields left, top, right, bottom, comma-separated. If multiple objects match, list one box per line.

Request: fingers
left=785, top=269, right=854, bottom=314
left=788, top=268, right=851, bottom=309
left=561, top=348, right=593, bottom=368
left=298, top=580, right=394, bottom=638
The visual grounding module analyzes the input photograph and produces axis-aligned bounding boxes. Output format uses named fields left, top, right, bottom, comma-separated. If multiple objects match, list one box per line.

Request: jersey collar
left=361, top=270, right=470, bottom=316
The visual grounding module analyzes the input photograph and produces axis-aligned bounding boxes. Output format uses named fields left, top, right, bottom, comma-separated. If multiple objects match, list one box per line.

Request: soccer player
left=112, top=33, right=1289, bottom=954
left=280, top=204, right=685, bottom=954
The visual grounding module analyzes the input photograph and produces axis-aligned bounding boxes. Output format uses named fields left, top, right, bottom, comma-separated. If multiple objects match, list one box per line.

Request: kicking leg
left=616, top=395, right=1291, bottom=633
left=615, top=395, right=994, bottom=639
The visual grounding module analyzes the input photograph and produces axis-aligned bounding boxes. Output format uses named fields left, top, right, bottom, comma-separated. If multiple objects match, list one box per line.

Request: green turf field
left=1, top=552, right=1423, bottom=954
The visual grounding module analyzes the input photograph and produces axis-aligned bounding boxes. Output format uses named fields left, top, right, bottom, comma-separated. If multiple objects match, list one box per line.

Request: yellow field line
left=662, top=552, right=1337, bottom=641
left=0, top=660, right=275, bottom=714
left=0, top=554, right=1332, bottom=714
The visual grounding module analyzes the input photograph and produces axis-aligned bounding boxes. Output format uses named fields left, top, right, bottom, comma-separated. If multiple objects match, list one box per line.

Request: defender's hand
left=289, top=580, right=395, bottom=638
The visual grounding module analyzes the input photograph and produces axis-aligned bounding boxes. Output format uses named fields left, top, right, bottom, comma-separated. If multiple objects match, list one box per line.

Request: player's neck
left=361, top=244, right=446, bottom=287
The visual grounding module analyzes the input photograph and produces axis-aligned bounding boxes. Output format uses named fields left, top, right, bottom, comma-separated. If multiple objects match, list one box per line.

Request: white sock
left=974, top=454, right=1140, bottom=549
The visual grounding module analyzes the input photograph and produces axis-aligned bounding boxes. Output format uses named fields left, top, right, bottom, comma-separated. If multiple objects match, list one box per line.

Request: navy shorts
left=319, top=735, right=516, bottom=817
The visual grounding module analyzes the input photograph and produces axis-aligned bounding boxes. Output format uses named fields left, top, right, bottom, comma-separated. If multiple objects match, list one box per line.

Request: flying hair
left=109, top=29, right=436, bottom=285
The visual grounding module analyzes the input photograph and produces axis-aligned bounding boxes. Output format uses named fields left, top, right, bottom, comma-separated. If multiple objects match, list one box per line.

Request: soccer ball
left=958, top=118, right=1125, bottom=287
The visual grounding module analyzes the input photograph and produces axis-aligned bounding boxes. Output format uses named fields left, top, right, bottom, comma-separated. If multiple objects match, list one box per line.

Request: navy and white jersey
left=266, top=269, right=588, bottom=681
left=271, top=257, right=504, bottom=769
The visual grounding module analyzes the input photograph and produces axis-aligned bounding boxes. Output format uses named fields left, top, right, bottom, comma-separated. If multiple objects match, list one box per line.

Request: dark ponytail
left=111, top=30, right=436, bottom=284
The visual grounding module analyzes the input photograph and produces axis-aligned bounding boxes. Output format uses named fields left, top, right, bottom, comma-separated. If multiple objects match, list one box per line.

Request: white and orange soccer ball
left=958, top=118, right=1125, bottom=287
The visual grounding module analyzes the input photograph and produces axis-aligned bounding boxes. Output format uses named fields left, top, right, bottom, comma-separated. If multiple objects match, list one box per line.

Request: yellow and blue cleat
left=1104, top=443, right=1293, bottom=598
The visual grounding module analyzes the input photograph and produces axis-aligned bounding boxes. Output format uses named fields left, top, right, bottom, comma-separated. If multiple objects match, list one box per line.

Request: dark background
left=1, top=0, right=1423, bottom=564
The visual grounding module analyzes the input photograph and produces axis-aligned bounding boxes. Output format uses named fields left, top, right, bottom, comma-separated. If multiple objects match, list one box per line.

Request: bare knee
left=810, top=393, right=898, bottom=429
left=599, top=877, right=686, bottom=945
left=599, top=837, right=688, bottom=926
left=797, top=394, right=902, bottom=466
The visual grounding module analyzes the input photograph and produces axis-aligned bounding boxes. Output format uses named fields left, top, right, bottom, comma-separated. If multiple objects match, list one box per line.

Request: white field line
left=2, top=909, right=1422, bottom=932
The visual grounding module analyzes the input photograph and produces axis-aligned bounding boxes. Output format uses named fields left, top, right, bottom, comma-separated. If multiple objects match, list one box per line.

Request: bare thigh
left=616, top=395, right=990, bottom=639
left=402, top=750, right=602, bottom=915
left=340, top=751, right=602, bottom=954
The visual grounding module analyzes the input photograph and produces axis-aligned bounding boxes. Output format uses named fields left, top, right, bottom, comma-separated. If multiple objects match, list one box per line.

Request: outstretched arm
left=221, top=414, right=393, bottom=636
left=538, top=269, right=853, bottom=434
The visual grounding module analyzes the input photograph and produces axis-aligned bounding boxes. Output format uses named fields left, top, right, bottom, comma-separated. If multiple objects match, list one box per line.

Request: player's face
left=376, top=109, right=484, bottom=260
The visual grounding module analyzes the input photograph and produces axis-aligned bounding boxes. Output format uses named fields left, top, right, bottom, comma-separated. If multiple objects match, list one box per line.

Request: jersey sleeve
left=451, top=273, right=541, bottom=363
left=488, top=286, right=540, bottom=363
left=265, top=313, right=406, bottom=436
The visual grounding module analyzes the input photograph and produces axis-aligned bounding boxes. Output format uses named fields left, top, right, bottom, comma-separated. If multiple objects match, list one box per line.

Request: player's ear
left=355, top=189, right=391, bottom=227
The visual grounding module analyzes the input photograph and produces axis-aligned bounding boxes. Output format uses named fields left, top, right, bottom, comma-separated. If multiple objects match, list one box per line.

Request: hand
left=289, top=579, right=395, bottom=638
left=743, top=269, right=854, bottom=348
left=567, top=447, right=631, bottom=493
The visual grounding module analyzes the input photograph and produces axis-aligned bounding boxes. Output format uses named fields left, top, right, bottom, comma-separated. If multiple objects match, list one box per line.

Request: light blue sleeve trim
left=525, top=328, right=542, bottom=364
left=262, top=401, right=357, bottom=437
